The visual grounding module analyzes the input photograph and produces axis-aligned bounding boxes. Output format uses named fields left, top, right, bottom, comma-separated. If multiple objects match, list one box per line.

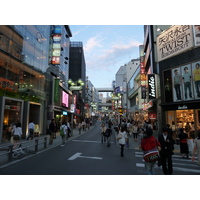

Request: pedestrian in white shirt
left=117, top=127, right=128, bottom=157
left=27, top=120, right=35, bottom=140
left=60, top=122, right=68, bottom=147
left=13, top=122, right=22, bottom=148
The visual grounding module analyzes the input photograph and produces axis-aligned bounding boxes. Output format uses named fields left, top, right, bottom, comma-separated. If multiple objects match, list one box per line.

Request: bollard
left=8, top=145, right=13, bottom=162
left=44, top=137, right=47, bottom=149
left=35, top=139, right=38, bottom=153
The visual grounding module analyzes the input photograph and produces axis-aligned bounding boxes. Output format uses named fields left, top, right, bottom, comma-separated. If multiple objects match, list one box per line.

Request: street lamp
left=68, top=78, right=84, bottom=135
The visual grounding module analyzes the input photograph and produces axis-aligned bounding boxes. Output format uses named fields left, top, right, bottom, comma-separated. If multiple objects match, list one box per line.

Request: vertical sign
left=54, top=78, right=60, bottom=103
left=139, top=45, right=146, bottom=99
left=148, top=74, right=156, bottom=99
left=51, top=25, right=62, bottom=65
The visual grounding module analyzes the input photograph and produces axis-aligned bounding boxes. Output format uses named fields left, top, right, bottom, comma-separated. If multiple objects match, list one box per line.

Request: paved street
left=0, top=121, right=200, bottom=175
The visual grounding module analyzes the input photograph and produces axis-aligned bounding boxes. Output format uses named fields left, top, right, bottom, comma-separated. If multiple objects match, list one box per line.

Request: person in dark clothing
left=178, top=128, right=189, bottom=158
left=158, top=127, right=175, bottom=175
left=105, top=125, right=112, bottom=147
left=49, top=119, right=57, bottom=145
left=166, top=124, right=173, bottom=137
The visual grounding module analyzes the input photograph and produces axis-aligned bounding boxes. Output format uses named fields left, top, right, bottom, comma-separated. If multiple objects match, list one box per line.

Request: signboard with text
left=157, top=25, right=194, bottom=62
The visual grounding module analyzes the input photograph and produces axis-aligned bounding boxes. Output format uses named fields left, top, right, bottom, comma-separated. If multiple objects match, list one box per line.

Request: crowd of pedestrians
left=103, top=117, right=200, bottom=175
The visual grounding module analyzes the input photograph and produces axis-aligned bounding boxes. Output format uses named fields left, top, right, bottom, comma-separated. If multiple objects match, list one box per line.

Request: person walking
left=60, top=122, right=67, bottom=147
left=104, top=125, right=112, bottom=147
left=13, top=122, right=23, bottom=148
left=141, top=128, right=161, bottom=175
left=27, top=119, right=35, bottom=140
left=191, top=130, right=200, bottom=166
left=178, top=128, right=189, bottom=158
left=101, top=123, right=107, bottom=143
left=158, top=127, right=175, bottom=175
left=49, top=119, right=57, bottom=145
left=82, top=120, right=86, bottom=132
left=117, top=127, right=127, bottom=157
left=78, top=121, right=82, bottom=134
left=131, top=123, right=139, bottom=142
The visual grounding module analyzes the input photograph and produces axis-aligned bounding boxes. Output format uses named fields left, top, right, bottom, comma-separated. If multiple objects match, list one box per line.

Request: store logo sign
left=178, top=105, right=187, bottom=110
left=148, top=74, right=156, bottom=99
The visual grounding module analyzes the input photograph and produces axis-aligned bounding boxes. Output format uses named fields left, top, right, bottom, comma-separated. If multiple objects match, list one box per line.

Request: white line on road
left=73, top=140, right=114, bottom=144
left=68, top=152, right=103, bottom=161
left=136, top=163, right=200, bottom=173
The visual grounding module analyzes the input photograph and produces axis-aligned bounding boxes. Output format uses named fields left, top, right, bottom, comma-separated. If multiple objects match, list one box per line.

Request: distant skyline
left=69, top=25, right=144, bottom=88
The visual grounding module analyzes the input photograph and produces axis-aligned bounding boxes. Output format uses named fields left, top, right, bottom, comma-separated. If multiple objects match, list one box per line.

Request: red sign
left=148, top=113, right=157, bottom=119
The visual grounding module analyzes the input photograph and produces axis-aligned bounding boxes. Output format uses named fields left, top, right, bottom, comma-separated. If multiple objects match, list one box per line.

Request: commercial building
left=0, top=25, right=72, bottom=143
left=68, top=41, right=86, bottom=121
left=158, top=25, right=200, bottom=137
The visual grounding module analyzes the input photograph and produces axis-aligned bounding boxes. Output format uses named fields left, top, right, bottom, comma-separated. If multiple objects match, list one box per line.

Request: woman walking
left=191, top=130, right=200, bottom=166
left=178, top=128, right=189, bottom=158
left=117, top=127, right=127, bottom=157
left=141, top=128, right=161, bottom=175
left=131, top=123, right=139, bottom=142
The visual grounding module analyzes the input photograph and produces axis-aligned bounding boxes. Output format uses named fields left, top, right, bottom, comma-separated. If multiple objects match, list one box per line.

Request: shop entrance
left=29, top=103, right=41, bottom=136
left=166, top=109, right=195, bottom=138
left=2, top=97, right=23, bottom=142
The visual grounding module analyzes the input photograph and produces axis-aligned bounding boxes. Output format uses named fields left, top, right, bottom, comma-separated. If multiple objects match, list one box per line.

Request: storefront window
left=166, top=109, right=195, bottom=138
left=2, top=98, right=22, bottom=142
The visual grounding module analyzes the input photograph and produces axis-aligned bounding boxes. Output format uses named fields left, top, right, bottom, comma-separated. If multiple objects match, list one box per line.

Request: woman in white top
left=118, top=126, right=127, bottom=157
left=13, top=122, right=22, bottom=147
left=192, top=131, right=200, bottom=166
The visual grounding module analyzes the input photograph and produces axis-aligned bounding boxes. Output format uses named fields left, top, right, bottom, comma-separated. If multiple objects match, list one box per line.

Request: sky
left=69, top=25, right=144, bottom=88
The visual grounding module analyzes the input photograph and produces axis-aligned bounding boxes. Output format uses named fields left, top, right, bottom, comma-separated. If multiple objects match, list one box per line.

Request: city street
left=0, top=121, right=200, bottom=175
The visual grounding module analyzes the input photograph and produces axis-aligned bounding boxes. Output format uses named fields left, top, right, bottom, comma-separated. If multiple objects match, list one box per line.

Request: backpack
left=60, top=126, right=65, bottom=136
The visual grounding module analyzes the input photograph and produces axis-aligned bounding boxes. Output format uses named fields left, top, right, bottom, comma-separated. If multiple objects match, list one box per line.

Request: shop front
left=0, top=96, right=24, bottom=142
left=162, top=102, right=200, bottom=138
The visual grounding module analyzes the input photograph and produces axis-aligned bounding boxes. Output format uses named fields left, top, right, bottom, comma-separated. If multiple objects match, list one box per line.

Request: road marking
left=73, top=140, right=101, bottom=143
left=136, top=163, right=200, bottom=173
left=68, top=152, right=103, bottom=161
left=73, top=140, right=114, bottom=144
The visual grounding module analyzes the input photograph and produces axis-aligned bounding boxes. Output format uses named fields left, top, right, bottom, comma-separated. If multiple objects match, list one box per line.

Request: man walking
left=27, top=119, right=35, bottom=140
left=158, top=127, right=175, bottom=175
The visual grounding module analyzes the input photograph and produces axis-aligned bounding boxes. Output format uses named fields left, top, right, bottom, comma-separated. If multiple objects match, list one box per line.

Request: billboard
left=62, top=91, right=69, bottom=107
left=157, top=25, right=194, bottom=62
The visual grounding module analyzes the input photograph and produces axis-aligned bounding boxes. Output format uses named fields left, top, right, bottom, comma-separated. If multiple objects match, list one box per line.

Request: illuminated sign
left=51, top=26, right=62, bottom=65
left=148, top=74, right=157, bottom=99
left=62, top=111, right=68, bottom=115
left=62, top=91, right=69, bottom=107
left=51, top=56, right=60, bottom=64
left=52, top=49, right=61, bottom=56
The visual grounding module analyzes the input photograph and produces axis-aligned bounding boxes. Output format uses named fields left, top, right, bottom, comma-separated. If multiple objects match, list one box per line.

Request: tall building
left=0, top=25, right=72, bottom=143
left=68, top=41, right=86, bottom=120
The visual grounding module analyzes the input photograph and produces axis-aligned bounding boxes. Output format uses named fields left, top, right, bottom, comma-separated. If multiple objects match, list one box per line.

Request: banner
left=157, top=25, right=194, bottom=62
left=54, top=78, right=60, bottom=103
left=148, top=74, right=157, bottom=99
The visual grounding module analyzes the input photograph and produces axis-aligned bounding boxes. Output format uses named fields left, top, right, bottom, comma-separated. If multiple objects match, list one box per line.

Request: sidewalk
left=0, top=124, right=95, bottom=168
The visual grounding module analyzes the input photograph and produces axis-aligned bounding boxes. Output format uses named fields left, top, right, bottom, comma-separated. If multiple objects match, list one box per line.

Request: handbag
left=116, top=133, right=122, bottom=140
left=143, top=147, right=159, bottom=162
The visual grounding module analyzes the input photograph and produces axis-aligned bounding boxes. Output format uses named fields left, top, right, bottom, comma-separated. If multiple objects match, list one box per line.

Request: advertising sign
left=62, top=91, right=69, bottom=107
left=51, top=26, right=62, bottom=65
left=54, top=78, right=60, bottom=103
left=148, top=74, right=157, bottom=99
left=193, top=25, right=200, bottom=46
left=157, top=25, right=194, bottom=62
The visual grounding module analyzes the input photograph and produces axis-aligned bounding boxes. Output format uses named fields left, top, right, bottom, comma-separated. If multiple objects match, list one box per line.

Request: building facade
left=0, top=25, right=72, bottom=143
left=68, top=41, right=86, bottom=121
left=158, top=25, right=200, bottom=138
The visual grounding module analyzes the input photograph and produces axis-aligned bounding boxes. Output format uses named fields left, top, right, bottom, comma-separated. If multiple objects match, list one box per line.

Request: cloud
left=85, top=40, right=142, bottom=73
left=84, top=36, right=103, bottom=52
left=99, top=40, right=142, bottom=60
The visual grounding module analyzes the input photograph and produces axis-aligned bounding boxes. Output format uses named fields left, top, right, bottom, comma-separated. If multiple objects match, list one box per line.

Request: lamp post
left=68, top=78, right=84, bottom=135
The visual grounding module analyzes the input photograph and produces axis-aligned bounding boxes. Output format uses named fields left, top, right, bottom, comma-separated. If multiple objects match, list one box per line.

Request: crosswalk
left=135, top=151, right=200, bottom=175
